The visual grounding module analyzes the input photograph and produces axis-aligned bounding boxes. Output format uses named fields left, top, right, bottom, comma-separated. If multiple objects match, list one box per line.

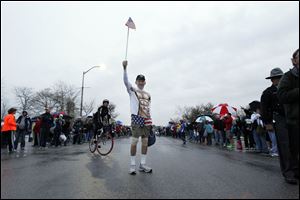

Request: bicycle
left=89, top=127, right=114, bottom=156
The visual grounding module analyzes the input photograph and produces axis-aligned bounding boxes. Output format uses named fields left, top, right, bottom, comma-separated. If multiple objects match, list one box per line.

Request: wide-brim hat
left=266, top=68, right=284, bottom=79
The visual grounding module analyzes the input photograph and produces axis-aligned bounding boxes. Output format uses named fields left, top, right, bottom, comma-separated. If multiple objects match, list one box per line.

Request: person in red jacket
left=1, top=108, right=17, bottom=153
left=33, top=117, right=42, bottom=147
left=223, top=113, right=234, bottom=150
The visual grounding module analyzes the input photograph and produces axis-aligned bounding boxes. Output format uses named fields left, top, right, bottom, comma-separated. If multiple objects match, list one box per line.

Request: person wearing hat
left=277, top=49, right=299, bottom=184
left=1, top=108, right=17, bottom=153
left=261, top=68, right=284, bottom=157
left=123, top=60, right=153, bottom=175
left=14, top=110, right=32, bottom=151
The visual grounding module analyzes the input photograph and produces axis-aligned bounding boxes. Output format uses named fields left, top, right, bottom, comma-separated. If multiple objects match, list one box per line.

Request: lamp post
left=80, top=66, right=100, bottom=117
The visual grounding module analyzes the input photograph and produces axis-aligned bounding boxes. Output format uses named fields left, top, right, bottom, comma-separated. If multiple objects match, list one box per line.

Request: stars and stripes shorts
left=131, top=115, right=152, bottom=138
left=131, top=125, right=151, bottom=138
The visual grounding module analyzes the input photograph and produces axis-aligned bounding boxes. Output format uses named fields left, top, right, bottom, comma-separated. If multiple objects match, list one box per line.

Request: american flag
left=131, top=114, right=152, bottom=126
left=125, top=17, right=136, bottom=29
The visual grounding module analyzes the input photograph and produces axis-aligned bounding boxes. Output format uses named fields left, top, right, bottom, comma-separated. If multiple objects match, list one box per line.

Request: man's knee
left=142, top=137, right=148, bottom=147
left=131, top=137, right=139, bottom=146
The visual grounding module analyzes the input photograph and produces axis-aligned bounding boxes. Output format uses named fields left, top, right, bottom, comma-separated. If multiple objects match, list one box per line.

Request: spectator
left=194, top=128, right=200, bottom=143
left=204, top=121, right=214, bottom=146
left=241, top=108, right=255, bottom=151
left=251, top=109, right=269, bottom=154
left=179, top=120, right=187, bottom=145
left=40, top=108, right=53, bottom=149
left=14, top=110, right=32, bottom=151
left=234, top=117, right=243, bottom=150
left=33, top=117, right=42, bottom=147
left=277, top=49, right=299, bottom=184
left=73, top=118, right=84, bottom=145
left=187, top=122, right=194, bottom=142
left=223, top=113, right=234, bottom=150
left=197, top=122, right=205, bottom=144
left=213, top=115, right=224, bottom=146
left=1, top=108, right=17, bottom=153
left=53, top=114, right=65, bottom=147
left=261, top=68, right=284, bottom=157
left=86, top=118, right=94, bottom=141
left=62, top=119, right=71, bottom=146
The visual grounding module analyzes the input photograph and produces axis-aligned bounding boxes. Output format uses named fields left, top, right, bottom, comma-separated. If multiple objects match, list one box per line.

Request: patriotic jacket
left=123, top=69, right=152, bottom=126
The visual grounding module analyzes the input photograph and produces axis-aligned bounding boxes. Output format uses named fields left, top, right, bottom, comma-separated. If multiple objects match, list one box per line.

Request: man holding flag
left=123, top=60, right=153, bottom=175
left=122, top=17, right=153, bottom=175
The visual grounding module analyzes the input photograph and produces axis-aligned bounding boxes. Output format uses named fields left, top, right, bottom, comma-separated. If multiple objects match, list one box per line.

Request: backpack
left=148, top=128, right=156, bottom=147
left=18, top=117, right=26, bottom=130
left=206, top=124, right=214, bottom=134
left=245, top=119, right=252, bottom=131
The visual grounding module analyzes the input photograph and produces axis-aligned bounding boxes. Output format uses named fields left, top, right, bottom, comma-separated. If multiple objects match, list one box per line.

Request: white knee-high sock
left=131, top=156, right=136, bottom=166
left=141, top=154, right=147, bottom=165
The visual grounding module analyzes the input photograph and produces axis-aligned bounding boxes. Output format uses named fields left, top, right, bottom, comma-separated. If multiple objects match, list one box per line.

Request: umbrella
left=212, top=103, right=237, bottom=116
left=195, top=116, right=213, bottom=123
left=116, top=120, right=123, bottom=125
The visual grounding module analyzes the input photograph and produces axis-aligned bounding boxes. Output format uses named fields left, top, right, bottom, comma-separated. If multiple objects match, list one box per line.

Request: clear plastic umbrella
left=195, top=116, right=213, bottom=123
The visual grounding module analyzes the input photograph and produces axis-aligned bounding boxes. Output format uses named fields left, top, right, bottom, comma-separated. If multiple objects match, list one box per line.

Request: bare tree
left=1, top=100, right=9, bottom=120
left=52, top=81, right=80, bottom=112
left=31, top=88, right=57, bottom=115
left=82, top=100, right=95, bottom=117
left=169, top=117, right=181, bottom=124
left=108, top=102, right=119, bottom=119
left=176, top=103, right=214, bottom=123
left=14, top=87, right=35, bottom=115
left=1, top=78, right=9, bottom=119
left=66, top=97, right=78, bottom=118
left=29, top=82, right=80, bottom=116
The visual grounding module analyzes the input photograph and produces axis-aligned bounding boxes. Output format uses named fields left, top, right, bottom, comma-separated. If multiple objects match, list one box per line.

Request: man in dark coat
left=277, top=49, right=299, bottom=184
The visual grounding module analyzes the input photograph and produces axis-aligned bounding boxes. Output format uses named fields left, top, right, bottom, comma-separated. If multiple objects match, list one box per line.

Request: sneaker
left=139, top=164, right=153, bottom=173
left=271, top=153, right=279, bottom=157
left=129, top=165, right=136, bottom=175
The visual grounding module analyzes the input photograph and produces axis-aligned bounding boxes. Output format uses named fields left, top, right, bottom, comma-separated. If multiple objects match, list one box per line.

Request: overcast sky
left=1, top=1, right=299, bottom=125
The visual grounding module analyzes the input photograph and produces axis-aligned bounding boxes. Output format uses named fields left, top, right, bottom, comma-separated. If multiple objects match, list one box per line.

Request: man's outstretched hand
left=123, top=60, right=128, bottom=70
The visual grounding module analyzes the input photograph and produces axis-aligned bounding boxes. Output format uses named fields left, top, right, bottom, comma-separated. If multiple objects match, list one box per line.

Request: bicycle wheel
left=89, top=137, right=97, bottom=153
left=96, top=133, right=114, bottom=156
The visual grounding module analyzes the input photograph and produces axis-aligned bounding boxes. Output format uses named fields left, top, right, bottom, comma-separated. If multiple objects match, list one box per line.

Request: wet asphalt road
left=1, top=136, right=299, bottom=199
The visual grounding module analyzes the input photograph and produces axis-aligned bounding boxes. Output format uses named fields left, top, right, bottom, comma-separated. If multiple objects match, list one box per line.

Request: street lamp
left=80, top=66, right=101, bottom=117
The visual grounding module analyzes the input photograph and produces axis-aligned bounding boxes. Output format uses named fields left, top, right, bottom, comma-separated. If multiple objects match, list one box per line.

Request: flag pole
left=125, top=27, right=130, bottom=60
